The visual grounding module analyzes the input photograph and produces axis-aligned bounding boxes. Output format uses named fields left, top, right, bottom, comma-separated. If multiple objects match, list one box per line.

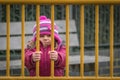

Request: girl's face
left=40, top=34, right=51, bottom=47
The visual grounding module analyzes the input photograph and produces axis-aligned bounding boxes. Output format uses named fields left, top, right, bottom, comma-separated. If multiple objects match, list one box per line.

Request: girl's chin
left=43, top=43, right=50, bottom=47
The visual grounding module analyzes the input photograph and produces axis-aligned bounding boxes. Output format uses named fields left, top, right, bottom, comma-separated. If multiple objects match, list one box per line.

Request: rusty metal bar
left=80, top=5, right=84, bottom=77
left=6, top=4, right=10, bottom=76
left=21, top=4, right=25, bottom=76
left=0, top=0, right=120, bottom=4
left=35, top=5, right=40, bottom=76
left=110, top=5, right=114, bottom=77
left=51, top=4, right=55, bottom=77
left=65, top=5, right=70, bottom=77
left=95, top=5, right=99, bottom=77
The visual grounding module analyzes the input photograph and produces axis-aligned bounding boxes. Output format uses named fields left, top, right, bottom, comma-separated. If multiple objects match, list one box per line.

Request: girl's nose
left=43, top=35, right=48, bottom=39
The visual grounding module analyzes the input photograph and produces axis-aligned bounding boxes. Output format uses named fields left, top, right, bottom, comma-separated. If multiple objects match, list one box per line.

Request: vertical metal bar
left=51, top=4, right=54, bottom=77
left=95, top=5, right=99, bottom=77
left=80, top=5, right=84, bottom=77
left=6, top=4, right=10, bottom=76
left=36, top=5, right=40, bottom=77
left=65, top=5, right=69, bottom=77
left=110, top=5, right=114, bottom=78
left=21, top=4, right=25, bottom=76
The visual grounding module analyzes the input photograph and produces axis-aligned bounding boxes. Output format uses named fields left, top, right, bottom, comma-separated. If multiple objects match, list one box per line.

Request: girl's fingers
left=35, top=57, right=40, bottom=61
left=32, top=51, right=42, bottom=62
left=33, top=56, right=40, bottom=62
left=35, top=51, right=42, bottom=54
left=48, top=51, right=58, bottom=61
left=48, top=51, right=57, bottom=55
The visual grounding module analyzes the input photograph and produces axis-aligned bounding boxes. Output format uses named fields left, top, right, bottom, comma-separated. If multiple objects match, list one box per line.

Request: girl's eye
left=40, top=35, right=44, bottom=37
left=40, top=35, right=51, bottom=37
left=47, top=35, right=51, bottom=37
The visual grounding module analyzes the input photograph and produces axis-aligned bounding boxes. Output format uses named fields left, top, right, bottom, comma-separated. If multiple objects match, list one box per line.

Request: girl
left=25, top=16, right=66, bottom=76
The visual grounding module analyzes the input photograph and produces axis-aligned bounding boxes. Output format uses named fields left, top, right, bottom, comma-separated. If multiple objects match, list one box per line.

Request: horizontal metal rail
left=0, top=76, right=120, bottom=80
left=0, top=0, right=120, bottom=4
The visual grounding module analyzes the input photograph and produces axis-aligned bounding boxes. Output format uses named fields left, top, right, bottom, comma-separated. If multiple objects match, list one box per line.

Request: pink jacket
left=25, top=44, right=66, bottom=76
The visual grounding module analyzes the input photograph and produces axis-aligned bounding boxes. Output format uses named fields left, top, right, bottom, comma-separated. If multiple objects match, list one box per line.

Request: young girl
left=25, top=16, right=66, bottom=76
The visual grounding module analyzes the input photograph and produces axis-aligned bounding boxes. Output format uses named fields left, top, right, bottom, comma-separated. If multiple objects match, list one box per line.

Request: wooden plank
left=0, top=34, right=79, bottom=50
left=0, top=20, right=76, bottom=36
left=69, top=55, right=110, bottom=65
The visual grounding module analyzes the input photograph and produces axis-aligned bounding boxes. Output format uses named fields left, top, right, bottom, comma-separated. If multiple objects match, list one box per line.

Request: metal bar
left=80, top=5, right=84, bottom=77
left=0, top=76, right=120, bottom=80
left=21, top=4, right=25, bottom=76
left=0, top=0, right=120, bottom=4
left=110, top=5, right=114, bottom=77
left=51, top=4, right=54, bottom=77
left=35, top=5, right=40, bottom=76
left=6, top=4, right=10, bottom=76
left=65, top=5, right=69, bottom=77
left=95, top=5, right=99, bottom=77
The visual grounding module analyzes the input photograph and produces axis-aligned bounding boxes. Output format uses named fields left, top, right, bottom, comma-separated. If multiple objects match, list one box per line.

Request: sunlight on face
left=40, top=34, right=51, bottom=47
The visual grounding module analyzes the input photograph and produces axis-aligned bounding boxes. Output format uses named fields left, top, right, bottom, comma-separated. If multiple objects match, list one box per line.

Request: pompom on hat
left=32, top=15, right=62, bottom=45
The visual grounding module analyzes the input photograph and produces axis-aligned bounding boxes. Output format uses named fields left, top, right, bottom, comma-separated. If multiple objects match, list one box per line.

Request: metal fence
left=0, top=0, right=120, bottom=80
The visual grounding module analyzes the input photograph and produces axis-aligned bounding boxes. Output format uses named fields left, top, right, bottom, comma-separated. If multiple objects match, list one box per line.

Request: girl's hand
left=32, top=51, right=42, bottom=62
left=48, top=50, right=58, bottom=61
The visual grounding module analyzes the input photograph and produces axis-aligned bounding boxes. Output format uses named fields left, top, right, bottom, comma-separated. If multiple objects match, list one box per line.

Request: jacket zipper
left=44, top=48, right=47, bottom=74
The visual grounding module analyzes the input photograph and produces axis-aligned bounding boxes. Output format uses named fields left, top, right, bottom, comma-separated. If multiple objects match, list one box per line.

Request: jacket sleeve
left=55, top=45, right=66, bottom=68
left=25, top=48, right=36, bottom=70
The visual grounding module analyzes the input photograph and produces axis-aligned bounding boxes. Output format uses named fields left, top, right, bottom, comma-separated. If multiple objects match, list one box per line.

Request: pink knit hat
left=32, top=15, right=62, bottom=44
